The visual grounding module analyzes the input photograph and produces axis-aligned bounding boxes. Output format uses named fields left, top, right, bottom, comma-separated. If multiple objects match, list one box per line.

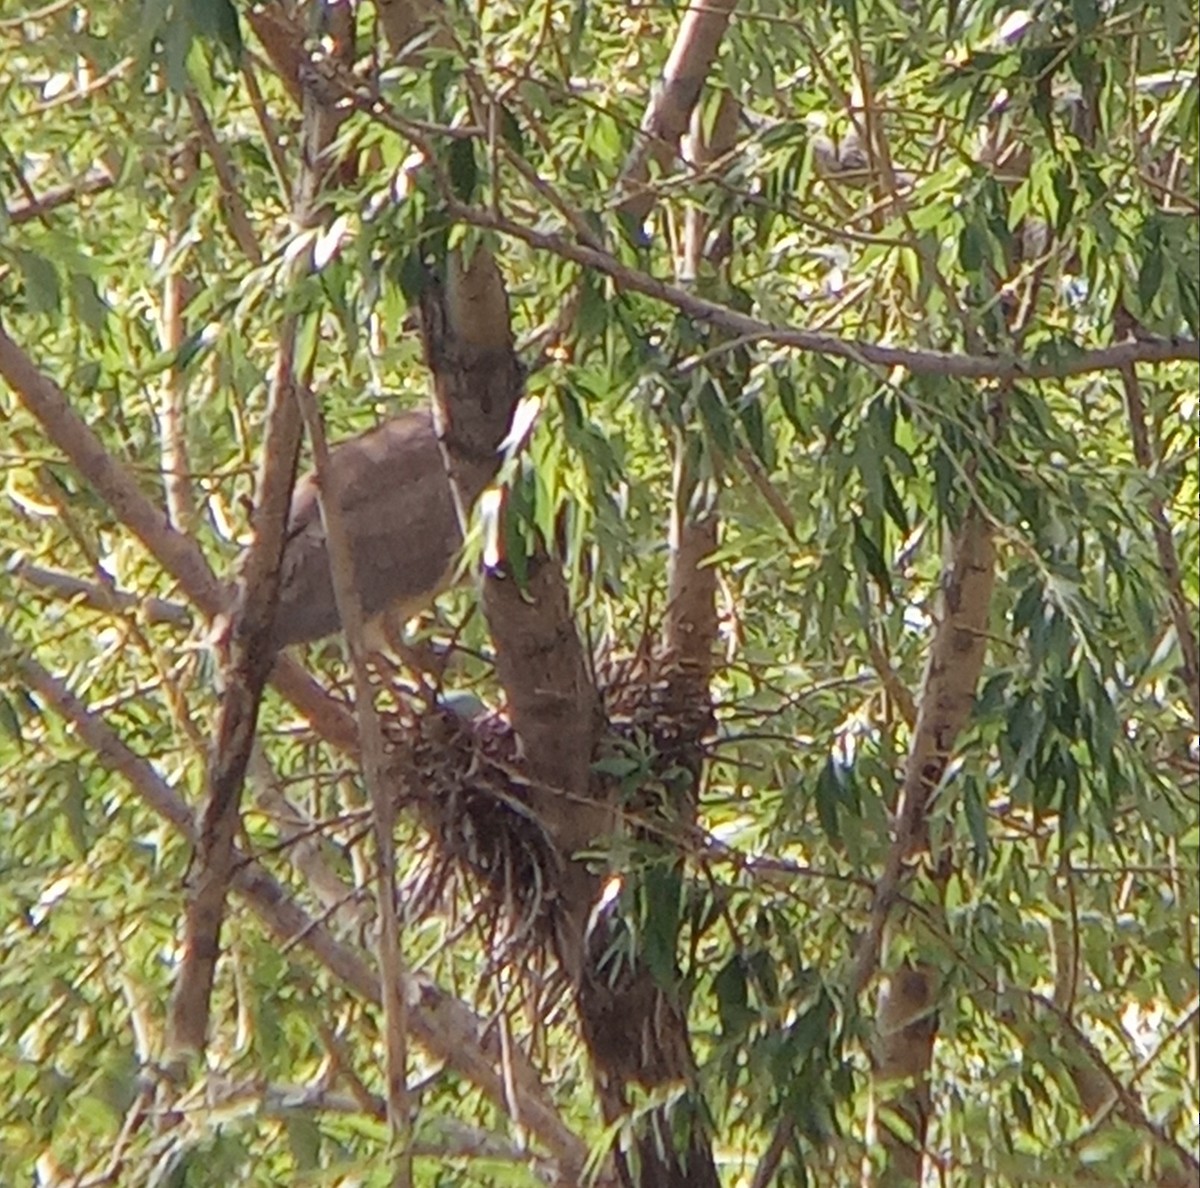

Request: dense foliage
left=1, top=1, right=1196, bottom=1185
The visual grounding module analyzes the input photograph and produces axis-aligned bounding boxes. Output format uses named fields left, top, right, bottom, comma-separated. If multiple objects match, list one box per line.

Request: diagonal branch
left=165, top=311, right=305, bottom=1058
left=0, top=324, right=354, bottom=743
left=158, top=139, right=199, bottom=529
left=7, top=164, right=117, bottom=225
left=10, top=559, right=192, bottom=626
left=849, top=512, right=997, bottom=992
left=618, top=0, right=739, bottom=224
left=166, top=38, right=340, bottom=1056
left=756, top=511, right=998, bottom=1188
left=0, top=324, right=227, bottom=615
left=4, top=630, right=593, bottom=1185
left=1119, top=362, right=1199, bottom=726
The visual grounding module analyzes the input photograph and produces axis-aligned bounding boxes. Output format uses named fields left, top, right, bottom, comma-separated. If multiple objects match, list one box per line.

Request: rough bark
left=416, top=246, right=720, bottom=1186
left=867, top=962, right=939, bottom=1186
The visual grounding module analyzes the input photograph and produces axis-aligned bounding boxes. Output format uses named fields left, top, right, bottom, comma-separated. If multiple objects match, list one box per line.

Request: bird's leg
left=378, top=611, right=448, bottom=699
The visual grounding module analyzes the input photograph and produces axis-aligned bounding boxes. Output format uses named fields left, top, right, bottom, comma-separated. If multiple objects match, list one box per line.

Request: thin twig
left=2, top=630, right=593, bottom=1184
left=291, top=378, right=414, bottom=1184
left=7, top=165, right=116, bottom=224
left=9, top=558, right=191, bottom=625
left=158, top=139, right=199, bottom=529
left=445, top=201, right=1200, bottom=380
left=1118, top=360, right=1199, bottom=725
left=185, top=90, right=264, bottom=265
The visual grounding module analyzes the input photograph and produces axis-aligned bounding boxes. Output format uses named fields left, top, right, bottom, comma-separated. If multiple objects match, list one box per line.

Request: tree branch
left=417, top=247, right=607, bottom=878
left=1119, top=362, right=1199, bottom=726
left=7, top=164, right=117, bottom=225
left=291, top=373, right=413, bottom=1177
left=165, top=318, right=305, bottom=1057
left=4, top=630, right=594, bottom=1185
left=850, top=511, right=997, bottom=995
left=444, top=201, right=1200, bottom=380
left=166, top=36, right=339, bottom=1055
left=618, top=0, right=739, bottom=223
left=157, top=138, right=199, bottom=529
left=9, top=558, right=191, bottom=625
left=0, top=325, right=228, bottom=612
left=848, top=511, right=996, bottom=1185
left=185, top=90, right=263, bottom=266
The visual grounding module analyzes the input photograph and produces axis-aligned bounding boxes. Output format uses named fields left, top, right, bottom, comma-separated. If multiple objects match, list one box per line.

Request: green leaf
left=69, top=272, right=108, bottom=334
left=161, top=9, right=193, bottom=93
left=880, top=469, right=910, bottom=536
left=713, top=956, right=750, bottom=1035
left=15, top=249, right=61, bottom=314
left=0, top=695, right=21, bottom=744
left=963, top=776, right=989, bottom=869
left=738, top=396, right=773, bottom=469
left=592, top=753, right=643, bottom=779
left=187, top=0, right=242, bottom=61
left=852, top=521, right=893, bottom=600
left=640, top=863, right=682, bottom=991
left=959, top=221, right=987, bottom=274
left=285, top=1115, right=321, bottom=1170
left=815, top=758, right=844, bottom=845
left=569, top=0, right=588, bottom=55
left=447, top=137, right=479, bottom=203
left=1177, top=268, right=1199, bottom=335
left=497, top=103, right=524, bottom=155
left=1010, top=1082, right=1034, bottom=1132
left=696, top=379, right=736, bottom=455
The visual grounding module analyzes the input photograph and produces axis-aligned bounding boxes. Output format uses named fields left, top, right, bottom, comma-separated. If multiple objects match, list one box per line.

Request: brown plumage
left=269, top=410, right=461, bottom=650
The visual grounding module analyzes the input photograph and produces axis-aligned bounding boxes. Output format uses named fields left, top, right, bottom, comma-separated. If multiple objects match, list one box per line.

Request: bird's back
left=269, top=410, right=461, bottom=649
